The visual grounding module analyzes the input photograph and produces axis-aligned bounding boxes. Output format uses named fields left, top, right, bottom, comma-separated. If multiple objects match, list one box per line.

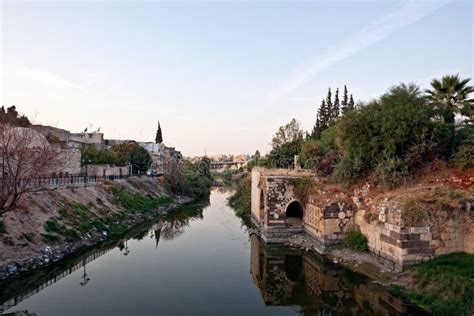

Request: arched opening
left=285, top=255, right=302, bottom=282
left=285, top=200, right=304, bottom=224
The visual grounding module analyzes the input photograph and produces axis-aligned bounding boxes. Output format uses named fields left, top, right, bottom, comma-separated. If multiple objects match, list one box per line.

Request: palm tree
left=426, top=74, right=474, bottom=124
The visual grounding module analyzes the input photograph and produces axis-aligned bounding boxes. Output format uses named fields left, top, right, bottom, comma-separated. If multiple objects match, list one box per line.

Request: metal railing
left=0, top=174, right=131, bottom=190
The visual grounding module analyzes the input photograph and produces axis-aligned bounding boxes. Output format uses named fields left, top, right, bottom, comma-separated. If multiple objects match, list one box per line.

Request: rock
left=6, top=265, right=17, bottom=275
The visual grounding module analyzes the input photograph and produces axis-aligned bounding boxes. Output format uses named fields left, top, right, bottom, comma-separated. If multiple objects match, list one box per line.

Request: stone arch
left=285, top=200, right=304, bottom=225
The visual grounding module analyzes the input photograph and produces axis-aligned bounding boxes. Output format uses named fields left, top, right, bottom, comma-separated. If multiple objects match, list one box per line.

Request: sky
left=1, top=0, right=473, bottom=156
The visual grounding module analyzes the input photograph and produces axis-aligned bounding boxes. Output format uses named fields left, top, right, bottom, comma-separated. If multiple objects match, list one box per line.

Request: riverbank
left=0, top=177, right=194, bottom=281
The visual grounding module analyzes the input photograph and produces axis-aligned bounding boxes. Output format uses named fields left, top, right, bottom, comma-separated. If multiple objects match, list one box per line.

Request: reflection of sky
left=2, top=1, right=472, bottom=156
left=5, top=191, right=298, bottom=315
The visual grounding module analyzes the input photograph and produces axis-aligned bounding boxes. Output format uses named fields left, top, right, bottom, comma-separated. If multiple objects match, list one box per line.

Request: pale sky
left=1, top=0, right=473, bottom=156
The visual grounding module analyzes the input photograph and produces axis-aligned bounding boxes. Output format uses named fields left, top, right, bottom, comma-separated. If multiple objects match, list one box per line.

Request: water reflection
left=250, top=235, right=425, bottom=316
left=0, top=200, right=208, bottom=315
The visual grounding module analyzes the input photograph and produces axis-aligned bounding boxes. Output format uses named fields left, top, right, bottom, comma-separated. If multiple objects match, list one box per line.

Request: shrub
left=228, top=174, right=252, bottom=226
left=0, top=220, right=5, bottom=234
left=42, top=233, right=59, bottom=243
left=44, top=219, right=65, bottom=234
left=113, top=186, right=172, bottom=213
left=335, top=83, right=440, bottom=182
left=343, top=231, right=368, bottom=252
left=293, top=177, right=315, bottom=205
left=21, top=232, right=35, bottom=242
left=401, top=197, right=428, bottom=226
left=333, top=156, right=365, bottom=185
left=451, top=128, right=474, bottom=169
left=372, top=157, right=409, bottom=188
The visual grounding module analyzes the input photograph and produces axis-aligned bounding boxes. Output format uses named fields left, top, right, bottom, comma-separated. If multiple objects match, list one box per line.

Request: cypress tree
left=325, top=88, right=333, bottom=123
left=341, top=85, right=349, bottom=114
left=333, top=88, right=340, bottom=120
left=155, top=121, right=163, bottom=144
left=348, top=94, right=355, bottom=111
left=318, top=99, right=329, bottom=131
left=311, top=114, right=322, bottom=138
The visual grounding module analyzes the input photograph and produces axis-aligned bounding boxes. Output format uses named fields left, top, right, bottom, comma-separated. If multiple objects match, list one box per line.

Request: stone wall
left=252, top=168, right=474, bottom=271
left=84, top=164, right=130, bottom=177
left=354, top=188, right=474, bottom=270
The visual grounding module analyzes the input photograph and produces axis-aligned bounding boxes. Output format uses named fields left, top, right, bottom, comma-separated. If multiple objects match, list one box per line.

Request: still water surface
left=1, top=190, right=423, bottom=315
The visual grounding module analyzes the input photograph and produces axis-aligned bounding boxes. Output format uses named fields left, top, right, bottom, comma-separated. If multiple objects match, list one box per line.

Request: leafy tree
left=0, top=106, right=31, bottom=127
left=111, top=142, right=151, bottom=174
left=81, top=145, right=117, bottom=165
left=271, top=118, right=303, bottom=149
left=336, top=83, right=441, bottom=182
left=426, top=74, right=474, bottom=124
left=268, top=139, right=303, bottom=168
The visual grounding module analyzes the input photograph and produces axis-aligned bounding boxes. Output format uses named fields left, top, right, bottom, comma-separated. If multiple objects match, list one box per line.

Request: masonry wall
left=251, top=168, right=474, bottom=271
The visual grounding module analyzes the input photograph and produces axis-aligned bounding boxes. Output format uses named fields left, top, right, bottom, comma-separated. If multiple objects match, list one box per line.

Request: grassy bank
left=228, top=174, right=251, bottom=227
left=391, top=252, right=474, bottom=315
left=41, top=186, right=174, bottom=244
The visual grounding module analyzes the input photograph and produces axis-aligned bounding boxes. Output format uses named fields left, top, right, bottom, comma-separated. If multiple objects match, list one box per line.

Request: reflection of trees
left=159, top=202, right=206, bottom=241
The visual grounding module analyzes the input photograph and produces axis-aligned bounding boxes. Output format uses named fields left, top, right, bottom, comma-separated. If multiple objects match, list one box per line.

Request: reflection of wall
left=249, top=235, right=422, bottom=315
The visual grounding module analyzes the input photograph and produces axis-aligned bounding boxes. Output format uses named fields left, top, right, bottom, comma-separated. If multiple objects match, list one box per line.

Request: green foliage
left=164, top=159, right=212, bottom=199
left=113, top=186, right=172, bottom=213
left=0, top=220, right=5, bottom=234
left=81, top=144, right=117, bottom=165
left=155, top=122, right=163, bottom=144
left=41, top=233, right=59, bottom=243
left=44, top=219, right=66, bottom=234
left=426, top=74, right=474, bottom=124
left=400, top=197, right=428, bottom=226
left=268, top=139, right=303, bottom=168
left=451, top=127, right=474, bottom=169
left=335, top=83, right=442, bottom=184
left=342, top=231, right=368, bottom=252
left=271, top=118, right=303, bottom=149
left=392, top=253, right=474, bottom=315
left=111, top=142, right=151, bottom=174
left=0, top=105, right=31, bottom=127
left=21, top=232, right=34, bottom=242
left=293, top=177, right=315, bottom=205
left=333, top=156, right=364, bottom=185
left=228, top=174, right=252, bottom=227
left=372, top=157, right=409, bottom=188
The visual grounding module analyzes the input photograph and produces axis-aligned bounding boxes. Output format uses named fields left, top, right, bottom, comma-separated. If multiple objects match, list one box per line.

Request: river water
left=1, top=189, right=424, bottom=315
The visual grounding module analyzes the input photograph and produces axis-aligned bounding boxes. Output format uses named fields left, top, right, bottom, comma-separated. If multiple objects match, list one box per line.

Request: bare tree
left=0, top=125, right=62, bottom=214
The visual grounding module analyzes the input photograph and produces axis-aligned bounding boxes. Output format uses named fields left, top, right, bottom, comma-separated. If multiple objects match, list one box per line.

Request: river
left=0, top=189, right=424, bottom=315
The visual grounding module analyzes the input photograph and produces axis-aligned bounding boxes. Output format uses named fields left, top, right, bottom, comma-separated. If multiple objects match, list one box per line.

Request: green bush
left=372, top=157, right=409, bottom=188
left=164, top=159, right=212, bottom=199
left=228, top=174, right=252, bottom=227
left=343, top=231, right=368, bottom=252
left=268, top=139, right=303, bottom=168
left=44, top=219, right=65, bottom=234
left=0, top=220, right=5, bottom=234
left=335, top=84, right=441, bottom=182
left=451, top=127, right=474, bottom=169
left=401, top=197, right=428, bottom=226
left=113, top=186, right=172, bottom=213
left=333, top=156, right=365, bottom=185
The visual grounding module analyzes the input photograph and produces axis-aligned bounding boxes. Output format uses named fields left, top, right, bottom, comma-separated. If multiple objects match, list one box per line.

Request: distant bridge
left=210, top=161, right=247, bottom=170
